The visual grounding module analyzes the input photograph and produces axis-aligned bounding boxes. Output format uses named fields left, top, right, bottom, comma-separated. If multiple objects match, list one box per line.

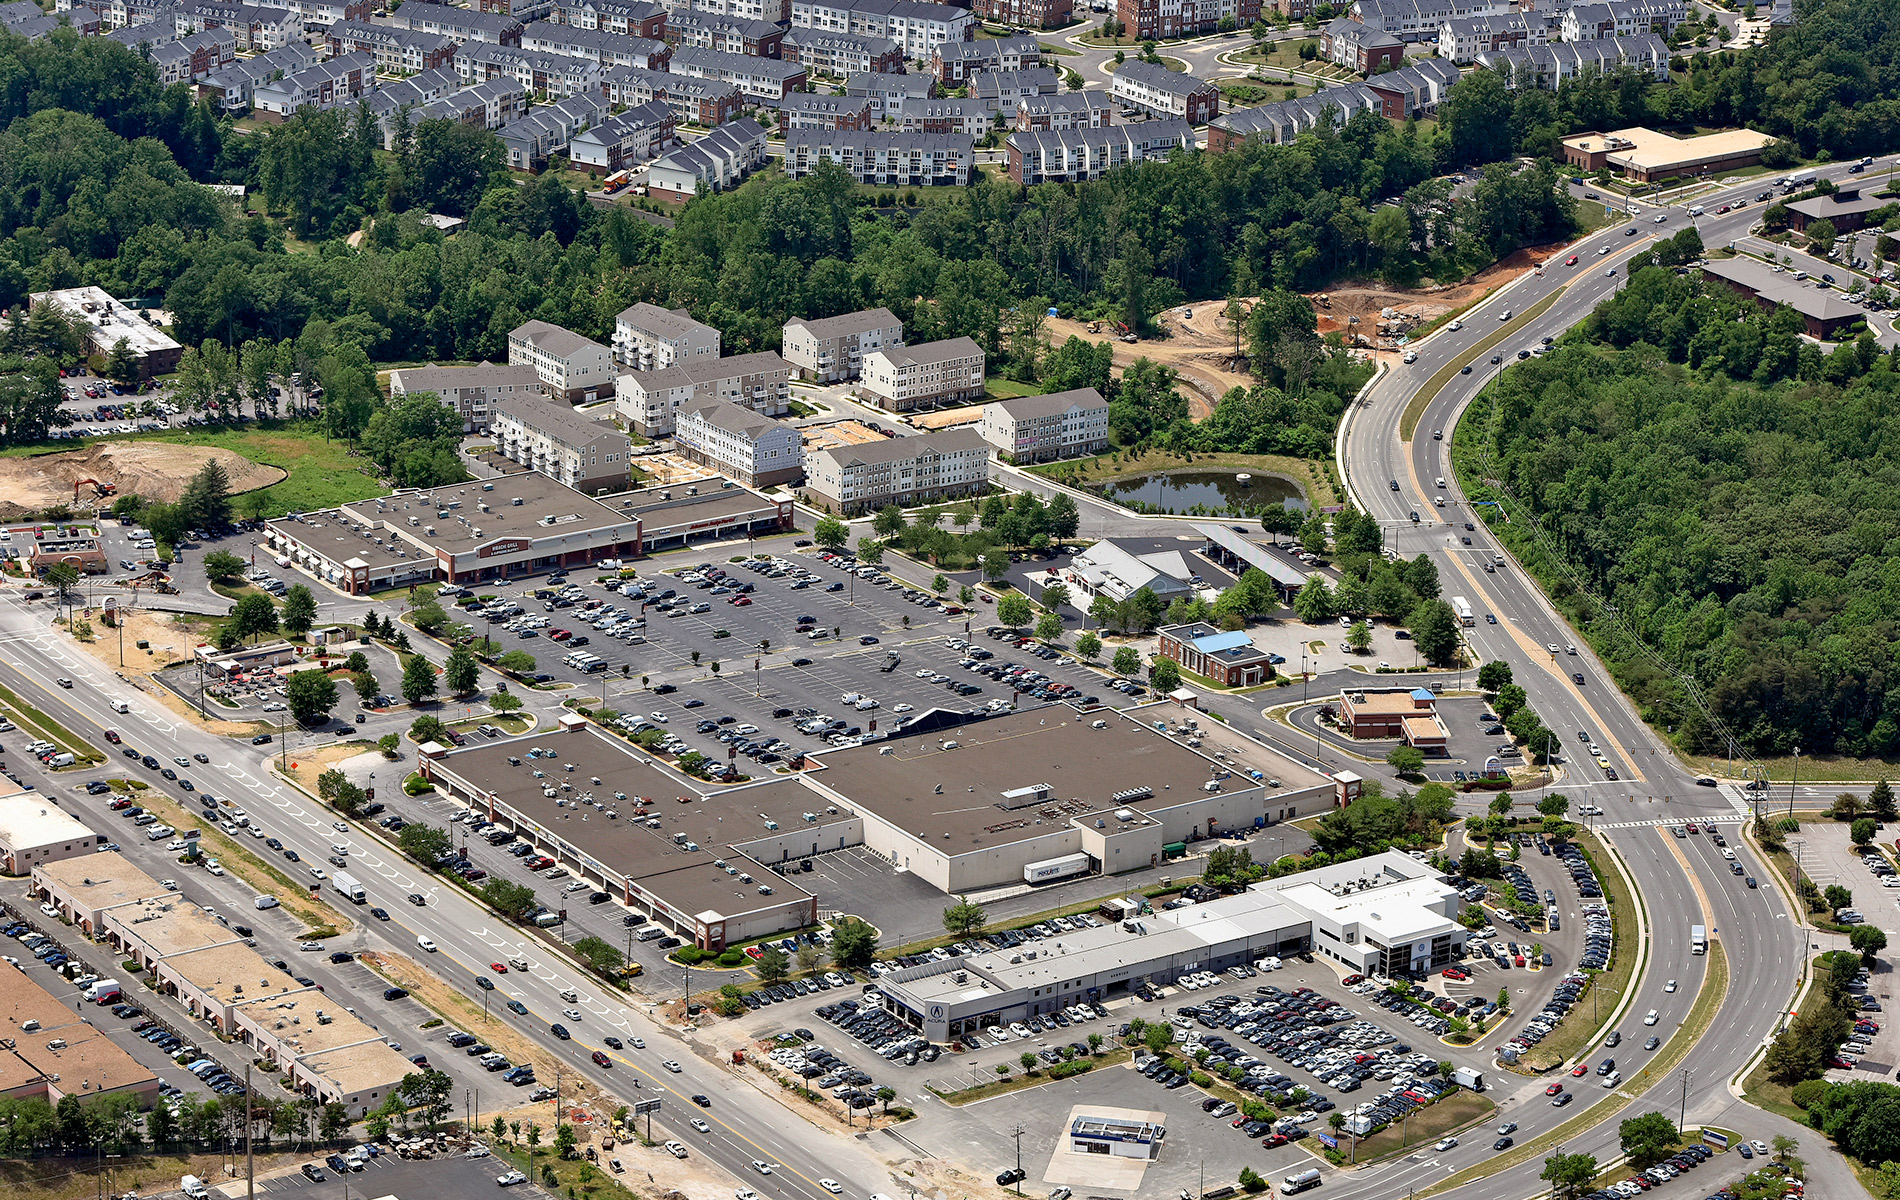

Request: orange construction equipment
left=71, top=478, right=117, bottom=504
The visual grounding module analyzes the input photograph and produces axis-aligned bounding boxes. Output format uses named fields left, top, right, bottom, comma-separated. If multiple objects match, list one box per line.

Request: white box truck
left=1691, top=924, right=1706, bottom=955
left=84, top=979, right=122, bottom=1004
left=181, top=1177, right=209, bottom=1200
left=331, top=871, right=366, bottom=904
left=1451, top=1066, right=1486, bottom=1091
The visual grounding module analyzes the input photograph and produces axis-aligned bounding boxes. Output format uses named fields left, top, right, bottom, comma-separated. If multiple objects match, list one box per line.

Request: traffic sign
left=633, top=1099, right=661, bottom=1115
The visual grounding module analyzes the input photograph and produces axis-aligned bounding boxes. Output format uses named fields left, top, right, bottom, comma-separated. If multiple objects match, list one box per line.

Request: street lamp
left=1788, top=746, right=1801, bottom=816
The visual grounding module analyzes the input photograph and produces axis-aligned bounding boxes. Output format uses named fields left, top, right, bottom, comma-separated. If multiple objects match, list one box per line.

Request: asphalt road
left=1335, top=162, right=1886, bottom=1199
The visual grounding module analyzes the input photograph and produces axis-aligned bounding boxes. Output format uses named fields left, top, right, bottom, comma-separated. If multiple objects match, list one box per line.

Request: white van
left=111, top=700, right=130, bottom=714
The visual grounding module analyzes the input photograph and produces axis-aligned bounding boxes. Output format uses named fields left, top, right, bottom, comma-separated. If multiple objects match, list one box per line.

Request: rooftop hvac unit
left=1115, top=808, right=1137, bottom=822
left=1091, top=719, right=1107, bottom=729
left=1112, top=786, right=1154, bottom=804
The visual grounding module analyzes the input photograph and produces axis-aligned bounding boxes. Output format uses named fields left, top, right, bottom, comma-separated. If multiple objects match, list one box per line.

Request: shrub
left=715, top=949, right=746, bottom=968
left=1790, top=1078, right=1830, bottom=1110
left=675, top=947, right=707, bottom=964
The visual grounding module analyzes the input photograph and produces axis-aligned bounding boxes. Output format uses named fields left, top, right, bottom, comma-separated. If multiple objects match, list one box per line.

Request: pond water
left=1098, top=470, right=1306, bottom=518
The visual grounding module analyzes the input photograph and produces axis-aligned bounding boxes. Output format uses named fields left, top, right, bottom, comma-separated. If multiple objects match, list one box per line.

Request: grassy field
left=143, top=423, right=387, bottom=516
left=1217, top=78, right=1308, bottom=105
left=1347, top=1090, right=1494, bottom=1163
left=984, top=375, right=1047, bottom=399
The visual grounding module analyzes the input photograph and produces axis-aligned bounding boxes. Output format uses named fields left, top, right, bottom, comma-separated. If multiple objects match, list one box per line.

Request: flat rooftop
left=35, top=853, right=166, bottom=909
left=237, top=991, right=386, bottom=1056
left=29, top=287, right=181, bottom=357
left=0, top=962, right=155, bottom=1095
left=807, top=708, right=1241, bottom=853
left=429, top=729, right=815, bottom=917
left=1563, top=126, right=1774, bottom=172
left=0, top=792, right=97, bottom=848
left=115, top=897, right=245, bottom=957
left=629, top=485, right=782, bottom=533
left=296, top=1038, right=414, bottom=1097
left=1275, top=875, right=1461, bottom=941
left=166, top=942, right=309, bottom=1006
left=1341, top=688, right=1432, bottom=715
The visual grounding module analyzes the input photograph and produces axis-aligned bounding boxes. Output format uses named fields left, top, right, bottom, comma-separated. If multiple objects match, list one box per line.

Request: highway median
left=1398, top=290, right=1563, bottom=442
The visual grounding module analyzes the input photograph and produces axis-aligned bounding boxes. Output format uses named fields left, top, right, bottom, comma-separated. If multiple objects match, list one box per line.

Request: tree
left=1150, top=657, right=1181, bottom=693
left=1832, top=791, right=1863, bottom=820
left=496, top=650, right=535, bottom=674
left=179, top=458, right=232, bottom=532
left=982, top=550, right=1010, bottom=583
left=408, top=599, right=449, bottom=635
left=1035, top=612, right=1065, bottom=643
left=1850, top=925, right=1888, bottom=960
left=1852, top=817, right=1877, bottom=847
left=481, top=878, right=539, bottom=920
left=830, top=917, right=878, bottom=969
left=1618, top=1113, right=1680, bottom=1169
left=1495, top=683, right=1528, bottom=719
left=203, top=550, right=245, bottom=582
left=1873, top=779, right=1898, bottom=822
left=1348, top=619, right=1373, bottom=654
left=756, top=944, right=789, bottom=983
left=354, top=670, right=380, bottom=706
left=286, top=669, right=339, bottom=726
left=1112, top=646, right=1142, bottom=678
left=444, top=645, right=480, bottom=696
left=813, top=517, right=849, bottom=552
left=1477, top=660, right=1513, bottom=693
left=1542, top=1152, right=1599, bottom=1200
left=1409, top=599, right=1461, bottom=667
left=397, top=822, right=453, bottom=864
left=856, top=536, right=884, bottom=566
left=1826, top=884, right=1854, bottom=913
left=1074, top=631, right=1101, bottom=659
left=1538, top=795, right=1570, bottom=817
left=1387, top=745, right=1425, bottom=776
left=229, top=592, right=279, bottom=642
left=401, top=654, right=438, bottom=704
left=997, top=593, right=1033, bottom=628
left=1294, top=576, right=1336, bottom=625
left=942, top=895, right=987, bottom=936
left=872, top=505, right=907, bottom=538
left=280, top=584, right=318, bottom=635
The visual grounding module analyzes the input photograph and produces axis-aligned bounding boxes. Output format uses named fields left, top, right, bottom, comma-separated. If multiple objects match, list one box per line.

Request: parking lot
left=1782, top=824, right=1899, bottom=1082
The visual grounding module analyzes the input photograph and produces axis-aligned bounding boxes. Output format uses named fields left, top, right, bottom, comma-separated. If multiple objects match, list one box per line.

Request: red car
left=1546, top=1083, right=1564, bottom=1096
left=592, top=1051, right=612, bottom=1067
left=490, top=962, right=508, bottom=973
left=1571, top=1064, right=1589, bottom=1077
left=1442, top=968, right=1467, bottom=980
left=549, top=630, right=572, bottom=641
left=1566, top=255, right=1580, bottom=265
left=1685, top=823, right=1699, bottom=833
left=1263, top=1134, right=1289, bottom=1148
left=1342, top=974, right=1365, bottom=985
left=103, top=729, right=121, bottom=744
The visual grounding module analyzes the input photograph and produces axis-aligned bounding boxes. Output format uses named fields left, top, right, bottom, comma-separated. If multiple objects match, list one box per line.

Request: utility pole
left=1678, top=1069, right=1690, bottom=1133
left=244, top=1061, right=254, bottom=1200
left=555, top=1062, right=564, bottom=1125
left=1010, top=1126, right=1024, bottom=1197
left=1788, top=747, right=1801, bottom=816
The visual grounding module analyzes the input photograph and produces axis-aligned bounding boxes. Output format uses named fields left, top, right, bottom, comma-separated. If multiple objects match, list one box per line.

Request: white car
left=563, top=1008, right=582, bottom=1021
left=1643, top=1009, right=1659, bottom=1025
left=750, top=1161, right=773, bottom=1176
left=496, top=1174, right=527, bottom=1187
left=662, top=1059, right=682, bottom=1072
left=629, top=1037, right=645, bottom=1048
left=663, top=1142, right=688, bottom=1159
left=1010, top=1022, right=1033, bottom=1038
left=690, top=1118, right=711, bottom=1133
left=309, top=867, right=326, bottom=880
left=892, top=703, right=913, bottom=713
left=160, top=878, right=179, bottom=891
left=818, top=1182, right=843, bottom=1195
left=418, top=936, right=438, bottom=952
left=1664, top=980, right=1677, bottom=993
left=1435, top=1137, right=1459, bottom=1151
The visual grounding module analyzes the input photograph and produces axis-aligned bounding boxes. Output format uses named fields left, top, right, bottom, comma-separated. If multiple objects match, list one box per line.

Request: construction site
left=0, top=442, right=284, bottom=519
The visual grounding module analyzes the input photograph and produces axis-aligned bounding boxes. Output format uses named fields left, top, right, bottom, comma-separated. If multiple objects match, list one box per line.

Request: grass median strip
left=1419, top=940, right=1728, bottom=1199
left=0, top=681, right=104, bottom=763
left=1399, top=289, right=1563, bottom=441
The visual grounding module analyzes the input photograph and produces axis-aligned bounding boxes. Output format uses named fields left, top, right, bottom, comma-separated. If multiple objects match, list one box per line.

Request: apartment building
left=614, top=302, right=721, bottom=370
left=568, top=101, right=676, bottom=172
left=508, top=319, right=615, bottom=403
left=521, top=18, right=669, bottom=67
left=549, top=0, right=665, bottom=36
left=673, top=399, right=804, bottom=487
left=802, top=428, right=990, bottom=515
left=1006, top=118, right=1192, bottom=183
left=457, top=42, right=605, bottom=96
left=1475, top=34, right=1668, bottom=85
left=175, top=0, right=298, bottom=48
left=976, top=387, right=1108, bottom=463
left=252, top=50, right=372, bottom=119
left=497, top=89, right=608, bottom=166
left=783, top=130, right=976, bottom=187
left=930, top=35, right=1040, bottom=83
left=897, top=96, right=992, bottom=137
left=195, top=41, right=318, bottom=112
left=666, top=9, right=784, bottom=55
left=1361, top=55, right=1458, bottom=118
left=970, top=67, right=1057, bottom=110
left=601, top=63, right=746, bottom=125
left=491, top=396, right=633, bottom=494
left=685, top=0, right=790, bottom=26
left=1014, top=90, right=1113, bottom=130
left=280, top=0, right=369, bottom=23
left=781, top=27, right=904, bottom=76
left=480, top=0, right=551, bottom=17
left=326, top=20, right=457, bottom=74
left=1347, top=0, right=1503, bottom=41
left=149, top=27, right=235, bottom=83
left=858, top=337, right=984, bottom=411
left=1320, top=16, right=1401, bottom=71
left=789, top=0, right=975, bottom=59
left=388, top=361, right=542, bottom=432
left=1117, top=0, right=1259, bottom=41
left=781, top=308, right=903, bottom=383
left=845, top=69, right=935, bottom=116
left=670, top=44, right=808, bottom=99
left=1561, top=0, right=1683, bottom=39
left=646, top=115, right=767, bottom=199
left=614, top=350, right=791, bottom=437
left=782, top=92, right=878, bottom=131
left=385, top=3, right=524, bottom=43
left=1109, top=59, right=1219, bottom=124
left=974, top=0, right=1068, bottom=27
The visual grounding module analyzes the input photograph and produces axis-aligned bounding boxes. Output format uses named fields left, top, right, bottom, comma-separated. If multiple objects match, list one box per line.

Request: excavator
left=71, top=478, right=117, bottom=506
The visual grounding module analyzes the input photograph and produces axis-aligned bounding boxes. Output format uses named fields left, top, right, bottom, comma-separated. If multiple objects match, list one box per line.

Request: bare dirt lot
left=1310, top=246, right=1564, bottom=345
left=0, top=442, right=284, bottom=516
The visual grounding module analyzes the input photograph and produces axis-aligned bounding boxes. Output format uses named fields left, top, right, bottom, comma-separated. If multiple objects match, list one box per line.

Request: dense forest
left=1468, top=262, right=1900, bottom=758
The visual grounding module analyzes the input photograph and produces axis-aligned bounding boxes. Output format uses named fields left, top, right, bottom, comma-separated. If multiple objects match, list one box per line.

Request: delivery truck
left=331, top=871, right=366, bottom=904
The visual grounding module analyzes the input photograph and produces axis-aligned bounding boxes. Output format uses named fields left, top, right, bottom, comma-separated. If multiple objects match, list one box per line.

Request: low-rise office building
left=1337, top=686, right=1449, bottom=750
left=858, top=336, right=985, bottom=410
left=1109, top=59, right=1219, bottom=124
left=781, top=307, right=904, bottom=383
left=613, top=349, right=791, bottom=437
left=1786, top=184, right=1892, bottom=235
left=782, top=130, right=976, bottom=187
left=614, top=302, right=721, bottom=370
left=0, top=966, right=160, bottom=1107
left=1560, top=125, right=1776, bottom=182
left=1700, top=257, right=1866, bottom=340
left=490, top=396, right=634, bottom=494
left=1058, top=538, right=1196, bottom=604
left=27, top=287, right=183, bottom=377
left=801, top=426, right=989, bottom=514
left=33, top=854, right=167, bottom=934
left=782, top=27, right=905, bottom=77
left=673, top=398, right=804, bottom=487
left=1156, top=622, right=1276, bottom=686
left=0, top=790, right=105, bottom=875
left=508, top=319, right=615, bottom=404
left=976, top=387, right=1109, bottom=462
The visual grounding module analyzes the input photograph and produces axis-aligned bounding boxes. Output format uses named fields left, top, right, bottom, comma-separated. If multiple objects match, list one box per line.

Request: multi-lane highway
left=0, top=599, right=893, bottom=1200
left=1336, top=163, right=1884, bottom=1198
